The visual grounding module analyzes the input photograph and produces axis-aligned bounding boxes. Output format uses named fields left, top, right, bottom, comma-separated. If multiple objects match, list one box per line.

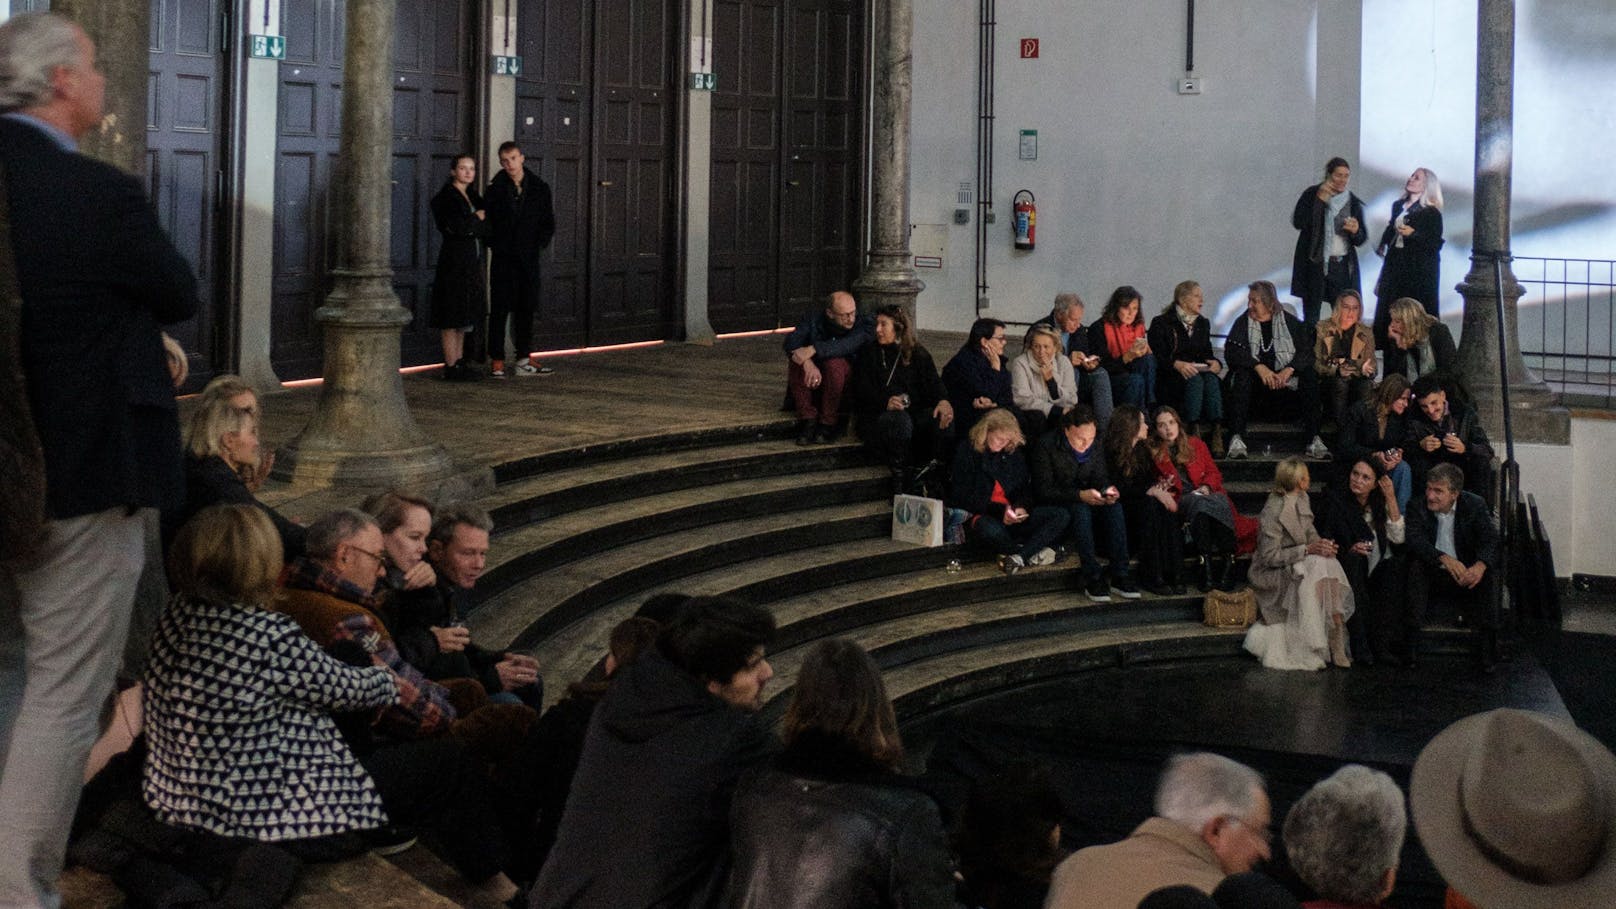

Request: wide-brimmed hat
left=1410, top=708, right=1616, bottom=908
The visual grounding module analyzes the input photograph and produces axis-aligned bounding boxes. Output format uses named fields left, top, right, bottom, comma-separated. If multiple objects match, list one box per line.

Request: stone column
left=56, top=0, right=146, bottom=175
left=851, top=0, right=923, bottom=320
left=273, top=0, right=456, bottom=487
left=1453, top=0, right=1568, bottom=444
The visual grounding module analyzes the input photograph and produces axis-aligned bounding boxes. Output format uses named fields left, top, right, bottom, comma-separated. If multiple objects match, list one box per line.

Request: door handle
left=785, top=180, right=801, bottom=187
left=598, top=180, right=614, bottom=187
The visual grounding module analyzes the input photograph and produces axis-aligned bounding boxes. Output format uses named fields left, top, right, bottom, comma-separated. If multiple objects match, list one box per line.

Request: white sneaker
left=1306, top=435, right=1331, bottom=460
left=513, top=357, right=554, bottom=376
left=1227, top=434, right=1248, bottom=459
left=1028, top=547, right=1057, bottom=567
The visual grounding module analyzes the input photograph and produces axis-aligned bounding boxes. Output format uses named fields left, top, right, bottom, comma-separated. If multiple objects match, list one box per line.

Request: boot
left=1210, top=425, right=1226, bottom=458
left=1329, top=614, right=1352, bottom=668
left=1197, top=555, right=1214, bottom=593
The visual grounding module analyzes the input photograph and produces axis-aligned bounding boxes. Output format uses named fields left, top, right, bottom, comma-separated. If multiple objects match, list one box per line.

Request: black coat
left=1335, top=399, right=1409, bottom=467
left=485, top=167, right=556, bottom=268
left=528, top=651, right=776, bottom=909
left=1315, top=486, right=1395, bottom=555
left=941, top=347, right=1014, bottom=430
left=1146, top=310, right=1219, bottom=405
left=428, top=182, right=488, bottom=329
left=724, top=732, right=955, bottom=909
left=1406, top=490, right=1499, bottom=570
left=383, top=577, right=503, bottom=694
left=1224, top=311, right=1315, bottom=375
left=1290, top=185, right=1367, bottom=303
left=1383, top=322, right=1457, bottom=384
left=164, top=455, right=306, bottom=562
left=853, top=342, right=946, bottom=418
left=3, top=117, right=199, bottom=519
left=950, top=440, right=1033, bottom=517
left=1030, top=430, right=1111, bottom=505
left=1375, top=199, right=1444, bottom=314
left=1403, top=399, right=1493, bottom=481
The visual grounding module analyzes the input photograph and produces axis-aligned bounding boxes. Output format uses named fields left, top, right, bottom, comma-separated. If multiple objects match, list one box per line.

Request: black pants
left=360, top=739, right=508, bottom=882
left=1227, top=366, right=1321, bottom=437
left=861, top=409, right=950, bottom=469
left=1340, top=552, right=1403, bottom=660
left=1404, top=559, right=1498, bottom=656
left=969, top=506, right=1070, bottom=562
left=1321, top=374, right=1371, bottom=428
left=489, top=256, right=540, bottom=362
left=1302, top=257, right=1354, bottom=324
left=1124, top=495, right=1183, bottom=586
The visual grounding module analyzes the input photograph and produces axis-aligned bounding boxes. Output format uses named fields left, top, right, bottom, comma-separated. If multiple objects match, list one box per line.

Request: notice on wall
left=1019, top=129, right=1038, bottom=161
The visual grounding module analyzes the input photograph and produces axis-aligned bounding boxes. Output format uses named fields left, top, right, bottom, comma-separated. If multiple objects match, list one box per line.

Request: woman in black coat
left=1372, top=167, right=1445, bottom=345
left=1314, top=458, right=1406, bottom=665
left=1335, top=373, right=1414, bottom=512
left=725, top=639, right=955, bottom=909
left=1382, top=297, right=1457, bottom=386
left=950, top=408, right=1069, bottom=575
left=1291, top=157, right=1368, bottom=324
left=1104, top=405, right=1185, bottom=594
left=854, top=304, right=955, bottom=486
left=430, top=154, right=489, bottom=380
left=1147, top=280, right=1225, bottom=453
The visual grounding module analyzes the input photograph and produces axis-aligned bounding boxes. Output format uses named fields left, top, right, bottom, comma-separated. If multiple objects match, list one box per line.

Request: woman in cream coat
left=1244, top=458, right=1356, bottom=670
left=1010, top=324, right=1080, bottom=438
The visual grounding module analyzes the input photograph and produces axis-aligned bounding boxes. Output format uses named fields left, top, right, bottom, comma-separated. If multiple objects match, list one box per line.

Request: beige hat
left=1410, top=708, right=1616, bottom=908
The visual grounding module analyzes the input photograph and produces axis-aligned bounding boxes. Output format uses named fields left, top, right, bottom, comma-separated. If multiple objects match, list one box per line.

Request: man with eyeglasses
left=1045, top=752, right=1274, bottom=909
left=784, top=290, right=874, bottom=445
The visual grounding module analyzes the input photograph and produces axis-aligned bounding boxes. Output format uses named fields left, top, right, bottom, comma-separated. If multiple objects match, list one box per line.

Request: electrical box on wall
left=1177, top=77, right=1203, bottom=95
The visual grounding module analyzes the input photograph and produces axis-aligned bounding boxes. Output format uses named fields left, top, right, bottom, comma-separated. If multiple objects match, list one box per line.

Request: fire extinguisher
left=1012, top=190, right=1036, bottom=250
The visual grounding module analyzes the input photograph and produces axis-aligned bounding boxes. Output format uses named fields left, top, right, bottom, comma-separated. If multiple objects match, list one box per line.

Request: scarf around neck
left=1248, top=312, right=1296, bottom=369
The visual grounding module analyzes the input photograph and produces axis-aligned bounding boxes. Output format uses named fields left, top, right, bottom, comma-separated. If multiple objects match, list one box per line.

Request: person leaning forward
left=784, top=290, right=874, bottom=444
left=0, top=13, right=202, bottom=906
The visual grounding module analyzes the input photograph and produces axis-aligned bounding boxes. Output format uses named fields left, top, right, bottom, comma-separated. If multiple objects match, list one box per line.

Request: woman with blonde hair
left=1373, top=167, right=1445, bottom=344
left=950, top=408, right=1069, bottom=575
left=1314, top=289, right=1377, bottom=425
left=1010, top=323, right=1080, bottom=436
left=1147, top=280, right=1224, bottom=453
left=1244, top=457, right=1356, bottom=670
left=725, top=639, right=954, bottom=908
left=1382, top=297, right=1456, bottom=385
left=165, top=377, right=305, bottom=560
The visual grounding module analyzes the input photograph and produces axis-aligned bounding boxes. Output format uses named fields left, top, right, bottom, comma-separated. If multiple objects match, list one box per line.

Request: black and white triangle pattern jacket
left=142, top=594, right=400, bottom=841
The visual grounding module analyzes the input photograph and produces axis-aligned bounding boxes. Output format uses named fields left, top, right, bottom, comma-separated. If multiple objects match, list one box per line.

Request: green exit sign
left=249, top=34, right=285, bottom=60
left=492, top=55, right=523, bottom=76
left=687, top=72, right=716, bottom=91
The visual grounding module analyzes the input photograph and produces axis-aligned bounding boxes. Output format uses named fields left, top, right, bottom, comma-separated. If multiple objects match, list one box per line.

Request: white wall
left=1528, top=417, right=1616, bottom=577
left=910, top=1, right=1363, bottom=333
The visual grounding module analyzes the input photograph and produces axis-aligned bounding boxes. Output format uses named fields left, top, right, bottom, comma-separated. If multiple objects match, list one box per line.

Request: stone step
left=484, top=438, right=868, bottom=533
left=474, top=464, right=891, bottom=601
left=59, top=851, right=463, bottom=909
left=490, top=420, right=798, bottom=484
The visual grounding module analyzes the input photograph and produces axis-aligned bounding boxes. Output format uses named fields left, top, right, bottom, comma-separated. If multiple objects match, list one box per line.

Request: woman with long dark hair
left=429, top=153, right=489, bottom=380
left=854, top=304, right=954, bottom=487
left=1087, top=286, right=1155, bottom=407
left=1315, top=458, right=1405, bottom=665
left=1373, top=167, right=1445, bottom=345
left=1336, top=373, right=1414, bottom=511
left=1150, top=406, right=1258, bottom=591
left=1104, top=406, right=1183, bottom=595
left=725, top=639, right=954, bottom=909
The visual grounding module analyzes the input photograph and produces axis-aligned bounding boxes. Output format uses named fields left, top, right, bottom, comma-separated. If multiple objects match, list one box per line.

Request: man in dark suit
left=1403, top=463, right=1502, bottom=670
left=0, top=13, right=200, bottom=905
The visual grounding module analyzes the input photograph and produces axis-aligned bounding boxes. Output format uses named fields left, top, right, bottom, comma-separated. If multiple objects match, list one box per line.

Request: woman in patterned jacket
left=143, top=504, right=401, bottom=842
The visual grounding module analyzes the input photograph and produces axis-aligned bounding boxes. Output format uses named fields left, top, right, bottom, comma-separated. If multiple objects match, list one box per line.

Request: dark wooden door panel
left=148, top=0, right=224, bottom=386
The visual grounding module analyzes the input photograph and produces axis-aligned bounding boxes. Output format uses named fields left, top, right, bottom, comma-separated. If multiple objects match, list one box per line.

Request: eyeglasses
left=1227, top=816, right=1273, bottom=844
left=347, top=544, right=387, bottom=567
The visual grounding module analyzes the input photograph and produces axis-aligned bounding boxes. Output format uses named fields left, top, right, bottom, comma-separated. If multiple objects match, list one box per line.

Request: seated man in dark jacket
left=387, top=503, right=542, bottom=709
left=1031, top=407, right=1139, bottom=601
left=529, top=596, right=778, bottom=909
left=1403, top=463, right=1501, bottom=669
left=1404, top=375, right=1495, bottom=501
left=784, top=290, right=874, bottom=444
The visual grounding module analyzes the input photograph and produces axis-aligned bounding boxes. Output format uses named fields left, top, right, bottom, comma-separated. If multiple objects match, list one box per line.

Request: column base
left=853, top=253, right=925, bottom=321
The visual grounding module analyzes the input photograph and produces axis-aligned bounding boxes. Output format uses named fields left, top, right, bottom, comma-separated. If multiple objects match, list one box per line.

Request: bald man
left=783, top=290, right=874, bottom=445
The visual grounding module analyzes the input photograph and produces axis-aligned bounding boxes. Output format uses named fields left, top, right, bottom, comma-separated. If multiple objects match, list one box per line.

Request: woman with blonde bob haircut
left=951, top=408, right=1068, bottom=575
left=1244, top=457, right=1357, bottom=671
left=1382, top=297, right=1456, bottom=385
left=145, top=505, right=401, bottom=844
left=725, top=639, right=954, bottom=908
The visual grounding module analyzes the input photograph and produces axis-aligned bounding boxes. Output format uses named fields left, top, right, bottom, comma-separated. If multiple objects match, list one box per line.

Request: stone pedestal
left=273, top=0, right=455, bottom=487
left=56, top=0, right=147, bottom=175
left=1454, top=0, right=1569, bottom=445
left=851, top=0, right=923, bottom=320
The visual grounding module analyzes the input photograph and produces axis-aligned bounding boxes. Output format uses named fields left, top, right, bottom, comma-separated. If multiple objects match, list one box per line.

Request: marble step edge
left=484, top=442, right=872, bottom=532
left=475, top=504, right=894, bottom=650
left=489, top=420, right=800, bottom=484
left=475, top=468, right=891, bottom=597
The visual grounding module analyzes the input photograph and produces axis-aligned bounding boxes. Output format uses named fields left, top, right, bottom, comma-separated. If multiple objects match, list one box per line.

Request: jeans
left=1388, top=461, right=1412, bottom=513
left=1112, top=355, right=1157, bottom=407
left=1180, top=371, right=1224, bottom=423
left=1062, top=502, right=1130, bottom=580
left=1078, top=368, right=1114, bottom=427
left=969, top=506, right=1070, bottom=562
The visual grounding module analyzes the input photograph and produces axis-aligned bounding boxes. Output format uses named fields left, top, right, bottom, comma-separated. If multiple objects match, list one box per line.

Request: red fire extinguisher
left=1012, top=190, right=1036, bottom=250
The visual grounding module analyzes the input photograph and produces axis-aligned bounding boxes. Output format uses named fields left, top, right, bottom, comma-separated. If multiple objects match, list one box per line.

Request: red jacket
left=1151, top=436, right=1259, bottom=555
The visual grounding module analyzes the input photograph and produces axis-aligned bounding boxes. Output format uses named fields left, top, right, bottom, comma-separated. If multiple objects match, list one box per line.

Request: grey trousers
left=0, top=507, right=146, bottom=909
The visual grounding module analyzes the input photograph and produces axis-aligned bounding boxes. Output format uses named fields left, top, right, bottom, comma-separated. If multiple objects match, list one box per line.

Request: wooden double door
left=514, top=0, right=678, bottom=349
left=707, top=0, right=864, bottom=332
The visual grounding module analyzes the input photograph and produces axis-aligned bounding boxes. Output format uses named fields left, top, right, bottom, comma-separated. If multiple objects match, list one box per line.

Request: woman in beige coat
left=1243, top=458, right=1355, bottom=670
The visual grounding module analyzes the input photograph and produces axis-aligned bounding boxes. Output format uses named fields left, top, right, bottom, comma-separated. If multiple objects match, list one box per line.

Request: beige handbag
left=1202, top=587, right=1257, bottom=629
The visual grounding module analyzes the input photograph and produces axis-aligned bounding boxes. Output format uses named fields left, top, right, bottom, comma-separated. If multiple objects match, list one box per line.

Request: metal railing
left=1515, top=256, right=1616, bottom=406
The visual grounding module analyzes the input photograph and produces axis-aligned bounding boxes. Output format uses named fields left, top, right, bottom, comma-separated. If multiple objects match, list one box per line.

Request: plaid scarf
left=280, top=556, right=383, bottom=612
left=1248, top=312, right=1297, bottom=370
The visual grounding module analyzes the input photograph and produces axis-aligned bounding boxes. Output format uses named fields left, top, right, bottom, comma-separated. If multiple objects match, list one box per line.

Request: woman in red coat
left=1150, top=406, right=1258, bottom=590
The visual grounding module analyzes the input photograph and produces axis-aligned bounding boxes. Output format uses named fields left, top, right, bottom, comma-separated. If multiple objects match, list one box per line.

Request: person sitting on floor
left=1314, top=289, right=1377, bottom=428
left=386, top=503, right=542, bottom=710
left=1335, top=374, right=1414, bottom=512
left=1223, top=280, right=1326, bottom=460
left=1404, top=375, right=1495, bottom=500
left=1315, top=458, right=1406, bottom=666
left=1243, top=458, right=1356, bottom=671
left=852, top=303, right=954, bottom=492
left=1011, top=324, right=1081, bottom=440
left=1088, top=285, right=1156, bottom=408
left=943, top=317, right=1022, bottom=434
left=724, top=638, right=955, bottom=909
left=1148, top=280, right=1225, bottom=455
left=1283, top=765, right=1407, bottom=908
left=1033, top=292, right=1114, bottom=426
left=784, top=290, right=874, bottom=444
left=1402, top=463, right=1501, bottom=669
left=1045, top=752, right=1272, bottom=909
left=1031, top=406, right=1139, bottom=601
left=950, top=408, right=1070, bottom=576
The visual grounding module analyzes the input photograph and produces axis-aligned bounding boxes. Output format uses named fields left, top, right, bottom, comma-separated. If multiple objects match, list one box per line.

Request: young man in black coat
left=528, top=597, right=778, bottom=909
left=485, top=140, right=557, bottom=377
left=1031, top=407, right=1139, bottom=601
left=1403, top=464, right=1502, bottom=669
left=0, top=14, right=200, bottom=904
left=1404, top=375, right=1496, bottom=501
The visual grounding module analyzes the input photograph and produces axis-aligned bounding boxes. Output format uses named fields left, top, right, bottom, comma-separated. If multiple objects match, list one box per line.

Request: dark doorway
left=707, top=0, right=863, bottom=333
left=147, top=0, right=226, bottom=387
left=272, top=0, right=478, bottom=380
left=514, top=0, right=678, bottom=350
